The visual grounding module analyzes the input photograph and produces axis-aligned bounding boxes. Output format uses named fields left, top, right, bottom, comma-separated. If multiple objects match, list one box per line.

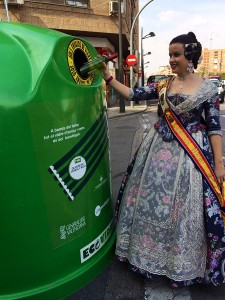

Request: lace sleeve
left=204, top=91, right=222, bottom=136
left=128, top=86, right=157, bottom=102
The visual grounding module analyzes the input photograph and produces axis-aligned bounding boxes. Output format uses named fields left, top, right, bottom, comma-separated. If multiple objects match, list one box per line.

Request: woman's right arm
left=101, top=65, right=131, bottom=99
left=100, top=63, right=157, bottom=101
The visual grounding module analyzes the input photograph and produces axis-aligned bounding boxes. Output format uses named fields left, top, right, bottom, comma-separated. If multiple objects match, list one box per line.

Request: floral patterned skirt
left=115, top=128, right=225, bottom=288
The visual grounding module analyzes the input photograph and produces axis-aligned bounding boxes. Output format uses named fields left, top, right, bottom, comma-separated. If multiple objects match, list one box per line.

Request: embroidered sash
left=158, top=80, right=225, bottom=224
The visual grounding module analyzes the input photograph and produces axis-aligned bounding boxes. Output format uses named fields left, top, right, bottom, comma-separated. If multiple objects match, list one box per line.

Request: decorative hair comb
left=184, top=43, right=198, bottom=56
left=185, top=43, right=197, bottom=48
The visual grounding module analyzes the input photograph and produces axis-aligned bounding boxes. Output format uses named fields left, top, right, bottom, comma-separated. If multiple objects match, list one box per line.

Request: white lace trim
left=115, top=251, right=206, bottom=281
left=208, top=130, right=222, bottom=136
left=168, top=79, right=217, bottom=115
left=128, top=88, right=134, bottom=100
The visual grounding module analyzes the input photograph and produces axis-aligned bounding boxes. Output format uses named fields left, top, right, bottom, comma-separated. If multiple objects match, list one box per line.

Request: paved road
left=66, top=103, right=225, bottom=300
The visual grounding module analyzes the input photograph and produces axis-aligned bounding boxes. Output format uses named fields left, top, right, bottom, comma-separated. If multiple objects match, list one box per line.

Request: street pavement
left=66, top=102, right=225, bottom=300
left=107, top=103, right=149, bottom=119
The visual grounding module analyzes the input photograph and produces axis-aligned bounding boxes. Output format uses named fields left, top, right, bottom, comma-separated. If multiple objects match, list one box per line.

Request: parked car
left=222, top=79, right=225, bottom=88
left=147, top=74, right=168, bottom=85
left=209, top=79, right=224, bottom=103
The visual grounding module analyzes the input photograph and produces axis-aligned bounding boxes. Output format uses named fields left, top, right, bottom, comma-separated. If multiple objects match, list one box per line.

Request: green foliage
left=220, top=73, right=225, bottom=80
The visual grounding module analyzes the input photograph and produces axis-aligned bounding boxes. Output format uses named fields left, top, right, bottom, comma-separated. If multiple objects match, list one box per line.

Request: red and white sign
left=126, top=54, right=137, bottom=66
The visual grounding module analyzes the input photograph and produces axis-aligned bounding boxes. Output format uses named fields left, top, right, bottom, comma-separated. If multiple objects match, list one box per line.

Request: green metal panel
left=0, top=22, right=115, bottom=299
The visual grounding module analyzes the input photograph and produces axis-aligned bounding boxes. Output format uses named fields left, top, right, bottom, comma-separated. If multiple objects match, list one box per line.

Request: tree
left=198, top=66, right=207, bottom=77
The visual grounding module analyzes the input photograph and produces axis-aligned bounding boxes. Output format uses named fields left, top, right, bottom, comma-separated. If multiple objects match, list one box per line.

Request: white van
left=209, top=79, right=224, bottom=103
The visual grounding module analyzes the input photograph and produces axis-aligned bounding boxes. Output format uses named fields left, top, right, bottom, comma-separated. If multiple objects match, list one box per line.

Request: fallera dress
left=115, top=78, right=225, bottom=288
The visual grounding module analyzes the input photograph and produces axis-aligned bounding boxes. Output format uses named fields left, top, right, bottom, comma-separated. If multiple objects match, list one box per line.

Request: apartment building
left=0, top=0, right=139, bottom=85
left=198, top=48, right=225, bottom=76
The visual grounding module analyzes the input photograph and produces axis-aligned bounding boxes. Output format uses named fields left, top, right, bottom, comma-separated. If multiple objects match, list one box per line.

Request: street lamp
left=4, top=0, right=10, bottom=21
left=129, top=0, right=154, bottom=89
left=129, top=0, right=154, bottom=108
left=143, top=32, right=156, bottom=40
left=141, top=28, right=155, bottom=86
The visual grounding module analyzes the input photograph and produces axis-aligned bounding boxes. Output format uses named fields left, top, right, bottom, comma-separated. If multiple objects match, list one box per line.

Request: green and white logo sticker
left=80, top=220, right=113, bottom=263
left=69, top=156, right=87, bottom=180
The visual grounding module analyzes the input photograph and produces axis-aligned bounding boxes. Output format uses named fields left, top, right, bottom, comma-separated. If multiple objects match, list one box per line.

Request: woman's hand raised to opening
left=100, top=62, right=111, bottom=81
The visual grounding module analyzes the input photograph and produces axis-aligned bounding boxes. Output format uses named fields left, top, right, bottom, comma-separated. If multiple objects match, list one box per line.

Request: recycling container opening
left=73, top=48, right=89, bottom=80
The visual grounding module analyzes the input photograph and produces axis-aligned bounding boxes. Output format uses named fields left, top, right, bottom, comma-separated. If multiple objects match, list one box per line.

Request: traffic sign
left=126, top=54, right=137, bottom=66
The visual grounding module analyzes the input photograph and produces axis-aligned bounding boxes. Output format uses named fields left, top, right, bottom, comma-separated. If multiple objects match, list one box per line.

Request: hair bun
left=187, top=32, right=197, bottom=42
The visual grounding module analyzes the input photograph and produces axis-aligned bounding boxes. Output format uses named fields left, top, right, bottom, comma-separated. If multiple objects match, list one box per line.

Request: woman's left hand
left=215, top=163, right=225, bottom=185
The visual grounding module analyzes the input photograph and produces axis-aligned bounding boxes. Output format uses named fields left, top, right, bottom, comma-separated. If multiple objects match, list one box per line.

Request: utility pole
left=118, top=0, right=125, bottom=113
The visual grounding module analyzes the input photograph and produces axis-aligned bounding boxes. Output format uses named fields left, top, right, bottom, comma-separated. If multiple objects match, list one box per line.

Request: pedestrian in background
left=101, top=31, right=225, bottom=288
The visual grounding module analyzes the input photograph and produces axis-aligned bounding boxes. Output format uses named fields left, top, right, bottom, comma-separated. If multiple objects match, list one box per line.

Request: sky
left=139, top=0, right=225, bottom=75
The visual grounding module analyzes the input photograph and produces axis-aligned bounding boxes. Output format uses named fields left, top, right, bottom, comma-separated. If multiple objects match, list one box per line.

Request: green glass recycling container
left=0, top=22, right=115, bottom=300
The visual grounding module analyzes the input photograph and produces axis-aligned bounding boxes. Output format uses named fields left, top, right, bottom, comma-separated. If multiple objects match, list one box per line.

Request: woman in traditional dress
left=101, top=32, right=225, bottom=287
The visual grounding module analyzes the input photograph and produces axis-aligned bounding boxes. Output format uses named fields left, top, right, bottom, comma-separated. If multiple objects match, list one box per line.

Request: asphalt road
left=66, top=103, right=225, bottom=300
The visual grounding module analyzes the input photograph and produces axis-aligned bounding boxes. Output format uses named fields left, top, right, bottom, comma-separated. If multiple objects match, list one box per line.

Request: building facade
left=0, top=0, right=139, bottom=87
left=198, top=48, right=225, bottom=76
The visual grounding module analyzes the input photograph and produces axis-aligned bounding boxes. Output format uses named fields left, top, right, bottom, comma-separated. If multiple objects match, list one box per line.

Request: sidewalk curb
left=107, top=107, right=149, bottom=119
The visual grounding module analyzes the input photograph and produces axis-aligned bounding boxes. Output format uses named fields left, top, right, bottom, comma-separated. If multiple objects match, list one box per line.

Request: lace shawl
left=168, top=78, right=218, bottom=115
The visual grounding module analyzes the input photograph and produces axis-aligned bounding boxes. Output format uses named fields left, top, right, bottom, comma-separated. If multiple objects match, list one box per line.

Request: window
left=65, top=0, right=88, bottom=7
left=27, top=0, right=88, bottom=6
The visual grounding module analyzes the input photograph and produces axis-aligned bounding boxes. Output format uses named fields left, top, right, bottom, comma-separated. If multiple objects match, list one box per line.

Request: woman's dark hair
left=169, top=32, right=202, bottom=69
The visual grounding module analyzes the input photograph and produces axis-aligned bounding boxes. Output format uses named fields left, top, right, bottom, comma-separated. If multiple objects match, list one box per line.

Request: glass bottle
left=80, top=53, right=117, bottom=76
